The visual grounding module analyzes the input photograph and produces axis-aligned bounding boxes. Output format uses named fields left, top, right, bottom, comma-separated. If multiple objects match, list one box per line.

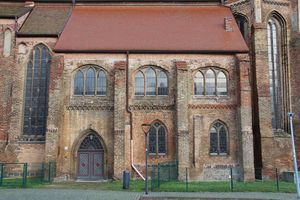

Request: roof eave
left=53, top=49, right=249, bottom=54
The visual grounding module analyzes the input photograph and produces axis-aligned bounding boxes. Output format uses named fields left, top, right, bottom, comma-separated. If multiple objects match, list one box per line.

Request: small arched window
left=148, top=122, right=166, bottom=155
left=86, top=68, right=95, bottom=95
left=74, top=70, right=84, bottom=95
left=73, top=65, right=107, bottom=96
left=205, top=69, right=216, bottom=96
left=194, top=68, right=227, bottom=96
left=146, top=68, right=156, bottom=96
left=209, top=121, right=228, bottom=155
left=23, top=44, right=52, bottom=138
left=135, top=66, right=168, bottom=96
left=235, top=15, right=248, bottom=40
left=194, top=72, right=204, bottom=95
left=135, top=71, right=144, bottom=96
left=97, top=71, right=106, bottom=95
left=3, top=29, right=12, bottom=57
left=217, top=72, right=227, bottom=96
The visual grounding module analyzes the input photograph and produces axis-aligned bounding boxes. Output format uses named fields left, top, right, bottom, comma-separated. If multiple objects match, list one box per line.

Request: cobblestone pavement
left=0, top=189, right=298, bottom=200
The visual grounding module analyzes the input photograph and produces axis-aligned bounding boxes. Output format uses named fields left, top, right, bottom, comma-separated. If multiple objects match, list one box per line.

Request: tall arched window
left=3, top=29, right=12, bottom=57
left=148, top=122, right=166, bottom=155
left=73, top=65, right=107, bottom=96
left=234, top=15, right=248, bottom=40
left=209, top=121, right=228, bottom=155
left=135, top=66, right=168, bottom=96
left=23, top=44, right=51, bottom=138
left=267, top=16, right=285, bottom=130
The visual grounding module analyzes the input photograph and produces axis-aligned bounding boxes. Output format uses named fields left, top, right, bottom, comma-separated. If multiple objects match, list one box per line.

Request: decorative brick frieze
left=66, top=104, right=114, bottom=111
left=262, top=0, right=289, bottom=6
left=129, top=104, right=175, bottom=111
left=114, top=130, right=125, bottom=135
left=188, top=104, right=237, bottom=110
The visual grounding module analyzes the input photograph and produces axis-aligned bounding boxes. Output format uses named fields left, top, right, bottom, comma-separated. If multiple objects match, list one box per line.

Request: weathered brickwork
left=0, top=0, right=299, bottom=182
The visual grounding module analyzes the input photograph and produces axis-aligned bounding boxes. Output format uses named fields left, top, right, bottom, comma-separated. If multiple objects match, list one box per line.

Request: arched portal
left=77, top=133, right=104, bottom=180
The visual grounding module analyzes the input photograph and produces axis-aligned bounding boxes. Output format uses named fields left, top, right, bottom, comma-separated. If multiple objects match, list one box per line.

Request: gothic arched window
left=194, top=72, right=204, bottom=95
left=209, top=121, right=228, bottom=155
left=235, top=15, right=248, bottom=40
left=73, top=65, right=107, bottom=96
left=135, top=66, right=168, bottom=96
left=148, top=122, right=166, bottom=155
left=267, top=16, right=286, bottom=130
left=194, top=68, right=227, bottom=96
left=3, top=29, right=12, bottom=57
left=23, top=44, right=52, bottom=138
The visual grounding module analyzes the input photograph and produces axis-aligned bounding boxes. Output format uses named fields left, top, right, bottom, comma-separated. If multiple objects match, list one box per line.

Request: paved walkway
left=0, top=189, right=298, bottom=200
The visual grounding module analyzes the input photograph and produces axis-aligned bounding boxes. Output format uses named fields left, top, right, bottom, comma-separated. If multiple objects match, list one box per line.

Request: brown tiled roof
left=55, top=5, right=248, bottom=53
left=18, top=5, right=72, bottom=36
left=0, top=5, right=31, bottom=18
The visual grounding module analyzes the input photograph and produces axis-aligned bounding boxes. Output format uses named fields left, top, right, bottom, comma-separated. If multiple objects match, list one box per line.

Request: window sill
left=209, top=153, right=228, bottom=157
left=149, top=153, right=166, bottom=156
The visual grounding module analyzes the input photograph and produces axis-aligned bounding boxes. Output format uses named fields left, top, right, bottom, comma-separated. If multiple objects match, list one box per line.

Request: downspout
left=126, top=51, right=145, bottom=180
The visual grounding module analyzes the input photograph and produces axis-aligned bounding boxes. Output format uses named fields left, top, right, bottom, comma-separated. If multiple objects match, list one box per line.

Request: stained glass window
left=209, top=121, right=228, bottom=155
left=23, top=44, right=51, bottom=138
left=148, top=122, right=166, bottom=155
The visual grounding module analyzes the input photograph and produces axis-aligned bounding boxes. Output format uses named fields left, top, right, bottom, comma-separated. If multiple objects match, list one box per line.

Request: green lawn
left=0, top=178, right=297, bottom=193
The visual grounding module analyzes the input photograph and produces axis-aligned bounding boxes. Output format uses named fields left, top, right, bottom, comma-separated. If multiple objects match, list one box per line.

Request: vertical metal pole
left=186, top=167, right=188, bottom=192
left=0, top=163, right=3, bottom=186
left=230, top=168, right=233, bottom=192
left=288, top=112, right=300, bottom=199
left=48, top=162, right=51, bottom=182
left=23, top=163, right=27, bottom=188
left=158, top=163, right=160, bottom=191
left=145, top=133, right=148, bottom=195
left=276, top=168, right=279, bottom=192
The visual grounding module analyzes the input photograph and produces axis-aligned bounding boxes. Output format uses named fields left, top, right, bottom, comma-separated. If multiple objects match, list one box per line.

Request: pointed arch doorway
left=77, top=133, right=104, bottom=180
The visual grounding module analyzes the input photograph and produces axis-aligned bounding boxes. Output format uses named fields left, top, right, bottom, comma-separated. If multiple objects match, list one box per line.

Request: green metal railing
left=150, top=160, right=178, bottom=191
left=0, top=162, right=56, bottom=188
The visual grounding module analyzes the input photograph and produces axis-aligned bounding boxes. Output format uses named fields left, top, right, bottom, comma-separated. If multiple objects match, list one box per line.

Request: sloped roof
left=18, top=5, right=72, bottom=36
left=0, top=4, right=31, bottom=18
left=55, top=5, right=248, bottom=53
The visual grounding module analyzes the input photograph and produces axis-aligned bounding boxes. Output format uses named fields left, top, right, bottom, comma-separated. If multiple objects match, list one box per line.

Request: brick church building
left=0, top=0, right=299, bottom=181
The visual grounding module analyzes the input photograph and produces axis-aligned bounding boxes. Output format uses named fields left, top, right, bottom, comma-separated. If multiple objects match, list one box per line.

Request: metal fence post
left=0, top=163, right=3, bottom=186
left=22, top=163, right=27, bottom=188
left=185, top=167, right=188, bottom=192
left=158, top=163, right=160, bottom=191
left=230, top=168, right=233, bottom=192
left=41, top=162, right=45, bottom=183
left=168, top=163, right=171, bottom=181
left=48, top=162, right=51, bottom=182
left=276, top=168, right=279, bottom=192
